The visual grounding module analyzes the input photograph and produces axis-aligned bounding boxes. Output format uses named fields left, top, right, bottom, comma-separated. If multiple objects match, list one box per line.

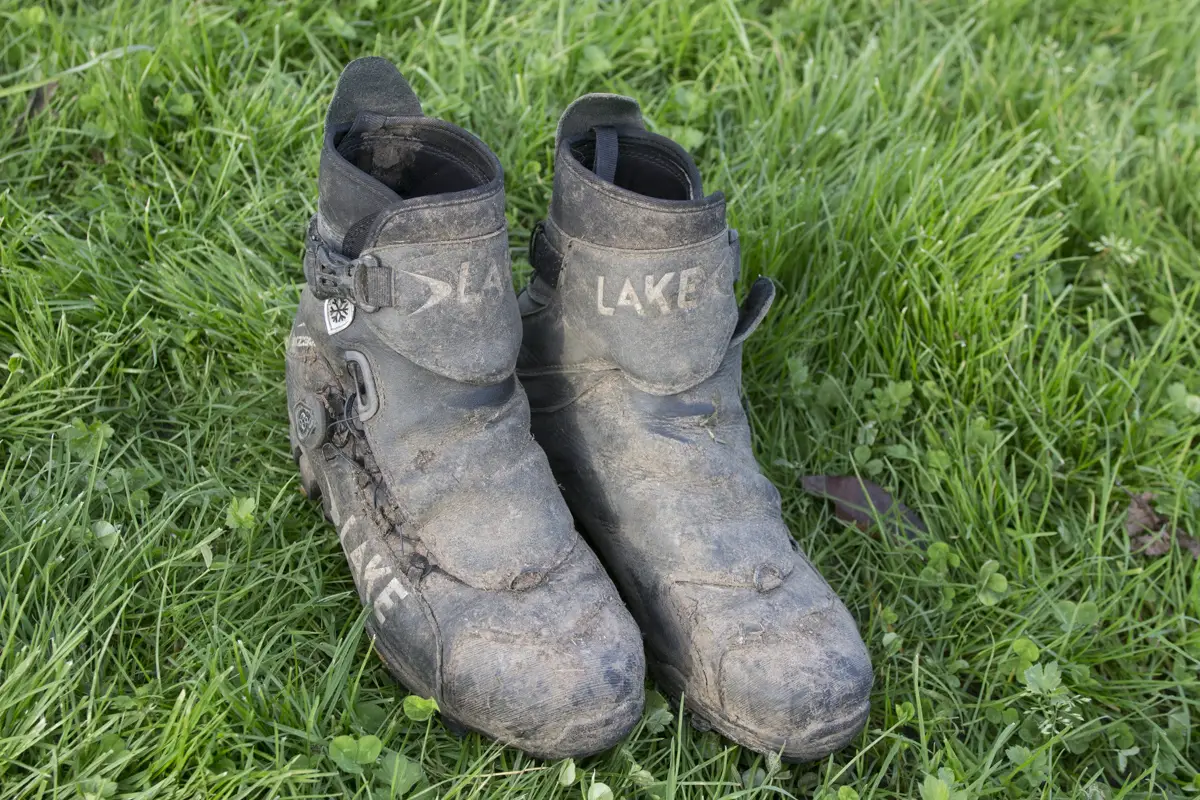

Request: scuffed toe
left=442, top=601, right=645, bottom=759
left=716, top=607, right=872, bottom=761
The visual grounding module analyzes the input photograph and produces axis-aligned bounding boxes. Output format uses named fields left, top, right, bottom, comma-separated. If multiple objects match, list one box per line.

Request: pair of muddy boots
left=286, top=58, right=872, bottom=760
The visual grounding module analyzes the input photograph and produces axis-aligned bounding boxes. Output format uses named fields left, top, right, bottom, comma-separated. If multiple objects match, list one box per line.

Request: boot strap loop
left=592, top=125, right=619, bottom=183
left=730, top=276, right=776, bottom=347
left=528, top=221, right=565, bottom=289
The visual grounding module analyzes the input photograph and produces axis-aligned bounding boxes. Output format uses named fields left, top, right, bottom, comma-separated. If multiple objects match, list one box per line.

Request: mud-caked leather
left=285, top=59, right=644, bottom=759
left=517, top=95, right=872, bottom=761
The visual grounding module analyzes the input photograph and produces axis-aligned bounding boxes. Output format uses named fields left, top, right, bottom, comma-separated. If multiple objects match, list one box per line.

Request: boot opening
left=337, top=119, right=497, bottom=200
left=569, top=131, right=702, bottom=201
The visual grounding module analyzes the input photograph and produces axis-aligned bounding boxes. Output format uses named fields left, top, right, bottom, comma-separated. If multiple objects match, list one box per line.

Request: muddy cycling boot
left=517, top=95, right=872, bottom=761
left=285, top=60, right=644, bottom=759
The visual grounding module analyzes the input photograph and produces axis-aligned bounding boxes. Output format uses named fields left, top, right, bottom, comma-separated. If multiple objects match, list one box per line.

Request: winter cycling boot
left=517, top=95, right=872, bottom=761
left=286, top=60, right=644, bottom=759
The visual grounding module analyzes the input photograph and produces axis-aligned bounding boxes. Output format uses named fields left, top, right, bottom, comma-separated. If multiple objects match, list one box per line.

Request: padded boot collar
left=316, top=58, right=503, bottom=251
left=549, top=95, right=725, bottom=249
left=308, top=58, right=517, bottom=385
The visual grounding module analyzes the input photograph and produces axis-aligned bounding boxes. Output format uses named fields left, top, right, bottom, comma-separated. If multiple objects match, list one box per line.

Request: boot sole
left=647, top=655, right=870, bottom=762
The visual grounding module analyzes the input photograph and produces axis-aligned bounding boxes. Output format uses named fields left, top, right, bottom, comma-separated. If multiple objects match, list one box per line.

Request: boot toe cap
left=443, top=603, right=645, bottom=759
left=715, top=608, right=872, bottom=761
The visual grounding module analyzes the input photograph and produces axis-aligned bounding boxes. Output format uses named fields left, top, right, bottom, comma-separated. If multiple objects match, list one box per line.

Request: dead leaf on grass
left=1123, top=491, right=1200, bottom=559
left=800, top=475, right=927, bottom=542
left=15, top=81, right=57, bottom=133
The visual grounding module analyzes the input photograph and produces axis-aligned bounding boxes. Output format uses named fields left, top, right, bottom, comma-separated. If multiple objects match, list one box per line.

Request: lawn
left=2, top=0, right=1199, bottom=797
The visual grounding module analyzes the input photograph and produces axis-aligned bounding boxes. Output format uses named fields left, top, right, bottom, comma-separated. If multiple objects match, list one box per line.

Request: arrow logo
left=401, top=271, right=453, bottom=313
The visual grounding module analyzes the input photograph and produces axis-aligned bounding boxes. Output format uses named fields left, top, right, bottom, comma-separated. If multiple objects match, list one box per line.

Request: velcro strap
left=305, top=228, right=512, bottom=334
left=553, top=226, right=739, bottom=395
left=358, top=265, right=394, bottom=309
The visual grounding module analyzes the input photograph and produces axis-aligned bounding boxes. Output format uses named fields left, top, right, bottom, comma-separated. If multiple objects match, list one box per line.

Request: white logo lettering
left=481, top=261, right=507, bottom=296
left=595, top=269, right=710, bottom=315
left=404, top=271, right=454, bottom=313
left=347, top=539, right=369, bottom=571
left=407, top=261, right=508, bottom=314
left=374, top=578, right=409, bottom=621
left=363, top=553, right=390, bottom=595
left=338, top=515, right=359, bottom=545
left=615, top=278, right=644, bottom=315
left=456, top=261, right=473, bottom=303
left=341, top=521, right=410, bottom=620
left=597, top=276, right=615, bottom=316
left=643, top=272, right=675, bottom=313
left=678, top=267, right=705, bottom=309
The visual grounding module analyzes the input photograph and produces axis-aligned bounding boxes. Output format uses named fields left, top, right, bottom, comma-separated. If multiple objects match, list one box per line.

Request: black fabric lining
left=354, top=132, right=493, bottom=182
left=339, top=131, right=494, bottom=201
left=569, top=134, right=694, bottom=200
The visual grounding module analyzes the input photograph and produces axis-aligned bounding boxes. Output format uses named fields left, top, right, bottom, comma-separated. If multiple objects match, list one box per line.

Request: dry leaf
left=1124, top=491, right=1200, bottom=559
left=15, top=81, right=56, bottom=133
left=1124, top=492, right=1161, bottom=536
left=800, top=475, right=927, bottom=541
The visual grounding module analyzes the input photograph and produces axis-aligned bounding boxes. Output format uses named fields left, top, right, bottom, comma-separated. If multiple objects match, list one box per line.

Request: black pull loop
left=592, top=125, right=619, bottom=183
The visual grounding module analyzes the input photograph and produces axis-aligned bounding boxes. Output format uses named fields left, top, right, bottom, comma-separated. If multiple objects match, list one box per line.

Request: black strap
left=529, top=221, right=565, bottom=289
left=341, top=212, right=379, bottom=258
left=592, top=125, right=618, bottom=183
left=356, top=264, right=392, bottom=310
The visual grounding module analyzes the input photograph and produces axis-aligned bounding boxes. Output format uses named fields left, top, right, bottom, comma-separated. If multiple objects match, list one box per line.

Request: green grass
left=2, top=0, right=1199, bottom=797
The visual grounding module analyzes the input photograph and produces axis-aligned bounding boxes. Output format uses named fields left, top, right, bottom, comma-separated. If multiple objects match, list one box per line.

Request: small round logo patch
left=324, top=297, right=355, bottom=334
left=293, top=402, right=316, bottom=440
left=292, top=397, right=327, bottom=447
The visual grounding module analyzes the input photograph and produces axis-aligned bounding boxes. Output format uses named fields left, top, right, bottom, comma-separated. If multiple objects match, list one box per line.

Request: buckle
left=308, top=245, right=358, bottom=301
left=305, top=244, right=384, bottom=311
